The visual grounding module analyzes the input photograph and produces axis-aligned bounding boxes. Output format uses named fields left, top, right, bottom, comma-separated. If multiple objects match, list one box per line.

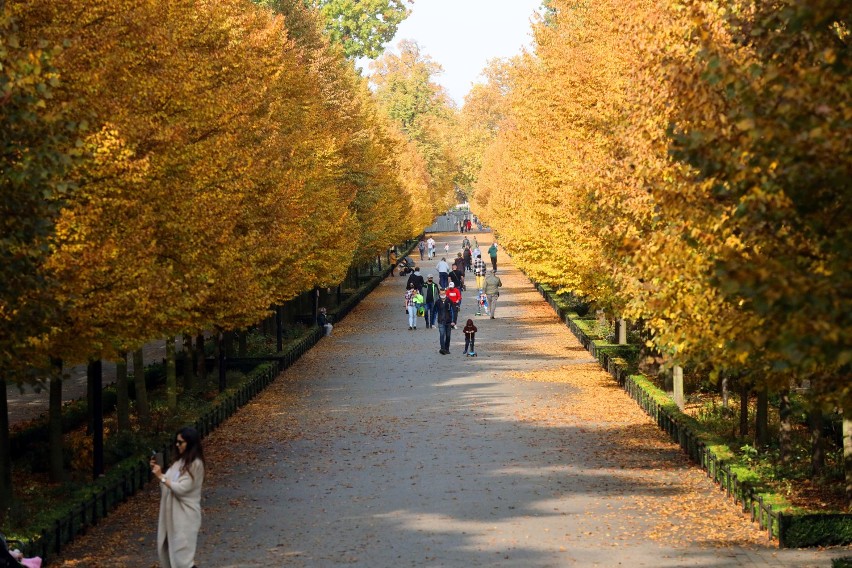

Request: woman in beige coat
left=151, top=427, right=205, bottom=568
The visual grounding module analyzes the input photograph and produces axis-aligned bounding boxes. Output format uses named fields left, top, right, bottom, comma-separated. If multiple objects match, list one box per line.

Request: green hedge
left=782, top=514, right=852, bottom=548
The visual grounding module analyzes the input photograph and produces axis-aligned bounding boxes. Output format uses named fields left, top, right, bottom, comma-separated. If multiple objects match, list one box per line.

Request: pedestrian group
left=403, top=235, right=502, bottom=356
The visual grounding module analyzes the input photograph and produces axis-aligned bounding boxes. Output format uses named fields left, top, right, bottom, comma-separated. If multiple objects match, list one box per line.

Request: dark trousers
left=452, top=301, right=461, bottom=324
left=438, top=323, right=452, bottom=351
left=464, top=335, right=475, bottom=353
left=439, top=272, right=449, bottom=289
left=490, top=257, right=497, bottom=271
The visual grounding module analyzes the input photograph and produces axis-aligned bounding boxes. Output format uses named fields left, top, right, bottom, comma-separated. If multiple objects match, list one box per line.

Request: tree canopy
left=466, top=0, right=851, bottom=408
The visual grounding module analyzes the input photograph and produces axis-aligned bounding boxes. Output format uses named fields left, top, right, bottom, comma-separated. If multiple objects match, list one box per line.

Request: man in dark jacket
left=406, top=267, right=425, bottom=293
left=435, top=291, right=454, bottom=354
left=422, top=275, right=440, bottom=328
left=463, top=246, right=472, bottom=272
left=448, top=266, right=465, bottom=292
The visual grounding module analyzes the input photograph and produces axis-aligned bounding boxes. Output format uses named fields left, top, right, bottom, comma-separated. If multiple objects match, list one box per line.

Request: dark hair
left=176, top=426, right=205, bottom=478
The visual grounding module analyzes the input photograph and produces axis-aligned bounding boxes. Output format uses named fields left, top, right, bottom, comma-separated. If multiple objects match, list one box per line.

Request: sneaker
left=439, top=349, right=446, bottom=355
left=408, top=326, right=412, bottom=330
left=413, top=326, right=417, bottom=330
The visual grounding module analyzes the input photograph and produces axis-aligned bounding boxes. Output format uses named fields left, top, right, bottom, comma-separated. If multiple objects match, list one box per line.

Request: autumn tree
left=455, top=58, right=513, bottom=195
left=256, top=0, right=411, bottom=59
left=0, top=12, right=81, bottom=513
left=371, top=40, right=459, bottom=214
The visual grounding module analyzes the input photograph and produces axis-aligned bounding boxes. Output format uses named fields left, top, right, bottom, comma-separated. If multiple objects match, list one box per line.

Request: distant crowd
left=396, top=234, right=502, bottom=356
left=317, top=230, right=504, bottom=356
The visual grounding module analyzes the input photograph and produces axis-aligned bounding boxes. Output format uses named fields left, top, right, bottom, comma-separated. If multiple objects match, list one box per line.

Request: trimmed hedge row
left=531, top=281, right=852, bottom=548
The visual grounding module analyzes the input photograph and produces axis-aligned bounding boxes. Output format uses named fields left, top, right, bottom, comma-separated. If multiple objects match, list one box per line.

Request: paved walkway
left=54, top=231, right=848, bottom=567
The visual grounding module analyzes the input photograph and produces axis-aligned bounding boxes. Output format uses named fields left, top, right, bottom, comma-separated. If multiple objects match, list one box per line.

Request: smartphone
left=151, top=450, right=164, bottom=469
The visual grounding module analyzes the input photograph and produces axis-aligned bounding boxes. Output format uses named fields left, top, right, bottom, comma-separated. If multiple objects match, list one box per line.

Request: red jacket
left=447, top=288, right=461, bottom=304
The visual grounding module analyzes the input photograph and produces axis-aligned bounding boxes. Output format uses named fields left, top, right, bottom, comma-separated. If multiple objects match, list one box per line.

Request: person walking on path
left=317, top=307, right=333, bottom=336
left=453, top=252, right=465, bottom=274
left=436, top=257, right=451, bottom=290
left=406, top=266, right=425, bottom=292
left=484, top=269, right=503, bottom=319
left=404, top=283, right=419, bottom=330
left=426, top=236, right=436, bottom=259
left=463, top=246, right=472, bottom=272
left=422, top=274, right=440, bottom=328
left=443, top=242, right=450, bottom=256
left=488, top=242, right=498, bottom=271
left=446, top=282, right=462, bottom=327
left=449, top=264, right=465, bottom=292
left=435, top=290, right=454, bottom=354
left=389, top=248, right=398, bottom=277
left=462, top=235, right=470, bottom=249
left=463, top=319, right=477, bottom=356
left=418, top=238, right=426, bottom=260
left=150, top=427, right=205, bottom=568
left=473, top=254, right=487, bottom=291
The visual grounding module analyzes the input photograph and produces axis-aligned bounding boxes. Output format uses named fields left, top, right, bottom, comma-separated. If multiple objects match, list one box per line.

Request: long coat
left=158, top=458, right=204, bottom=568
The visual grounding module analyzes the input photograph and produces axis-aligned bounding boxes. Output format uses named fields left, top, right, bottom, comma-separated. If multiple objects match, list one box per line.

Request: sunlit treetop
left=310, top=0, right=412, bottom=59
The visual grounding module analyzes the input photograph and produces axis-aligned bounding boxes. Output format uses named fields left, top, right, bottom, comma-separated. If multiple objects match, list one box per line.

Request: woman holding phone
left=150, top=426, right=205, bottom=568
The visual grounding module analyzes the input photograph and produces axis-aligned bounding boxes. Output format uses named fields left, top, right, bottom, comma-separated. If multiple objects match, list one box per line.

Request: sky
left=361, top=0, right=544, bottom=107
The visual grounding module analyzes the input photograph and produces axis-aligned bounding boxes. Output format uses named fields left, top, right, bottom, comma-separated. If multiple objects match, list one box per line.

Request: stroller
left=397, top=256, right=415, bottom=276
left=475, top=290, right=489, bottom=316
left=0, top=533, right=30, bottom=567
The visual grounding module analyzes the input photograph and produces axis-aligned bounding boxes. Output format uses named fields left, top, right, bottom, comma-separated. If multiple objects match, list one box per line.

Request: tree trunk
left=843, top=412, right=852, bottom=511
left=779, top=389, right=792, bottom=465
left=616, top=318, right=627, bottom=345
left=49, top=358, right=65, bottom=481
left=115, top=352, right=131, bottom=433
left=673, top=365, right=684, bottom=410
left=217, top=330, right=226, bottom=393
left=739, top=380, right=749, bottom=438
left=88, top=359, right=104, bottom=479
left=720, top=375, right=729, bottom=409
left=224, top=330, right=235, bottom=359
left=166, top=337, right=176, bottom=410
left=133, top=348, right=151, bottom=430
left=195, top=334, right=207, bottom=392
left=809, top=409, right=825, bottom=479
left=86, top=364, right=93, bottom=435
left=183, top=334, right=196, bottom=393
left=313, top=286, right=320, bottom=326
left=0, top=379, right=12, bottom=523
left=276, top=306, right=283, bottom=352
left=238, top=330, right=247, bottom=358
left=755, top=387, right=769, bottom=447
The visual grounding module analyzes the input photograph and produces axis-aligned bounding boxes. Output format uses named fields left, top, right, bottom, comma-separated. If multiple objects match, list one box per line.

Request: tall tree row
left=0, top=0, right=447, bottom=512
left=465, top=0, right=850, bottom=421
